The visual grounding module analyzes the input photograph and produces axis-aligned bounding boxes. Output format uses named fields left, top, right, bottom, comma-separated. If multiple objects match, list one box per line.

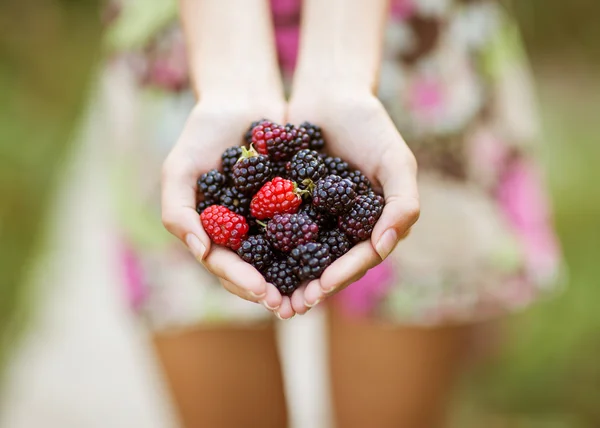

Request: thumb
left=370, top=148, right=420, bottom=260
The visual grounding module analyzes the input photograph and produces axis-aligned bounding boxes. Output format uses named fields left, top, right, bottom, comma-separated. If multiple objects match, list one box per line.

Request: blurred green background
left=457, top=1, right=600, bottom=427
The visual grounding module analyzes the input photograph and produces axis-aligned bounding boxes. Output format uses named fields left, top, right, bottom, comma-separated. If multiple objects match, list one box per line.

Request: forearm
left=293, top=0, right=390, bottom=95
left=179, top=0, right=283, bottom=102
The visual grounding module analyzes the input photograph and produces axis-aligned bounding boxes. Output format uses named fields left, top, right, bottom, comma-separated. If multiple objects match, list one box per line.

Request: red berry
left=251, top=121, right=279, bottom=155
left=200, top=205, right=249, bottom=250
left=250, top=177, right=303, bottom=220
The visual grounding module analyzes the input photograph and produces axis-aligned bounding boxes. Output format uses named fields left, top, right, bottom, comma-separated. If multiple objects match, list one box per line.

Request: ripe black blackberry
left=264, top=259, right=300, bottom=296
left=237, top=235, right=275, bottom=273
left=196, top=198, right=216, bottom=214
left=312, top=175, right=357, bottom=215
left=219, top=187, right=250, bottom=216
left=221, top=146, right=243, bottom=178
left=318, top=229, right=351, bottom=260
left=287, top=149, right=327, bottom=188
left=266, top=213, right=319, bottom=253
left=299, top=204, right=336, bottom=230
left=271, top=161, right=289, bottom=179
left=338, top=191, right=384, bottom=243
left=300, top=121, right=325, bottom=151
left=346, top=170, right=372, bottom=195
left=244, top=118, right=268, bottom=145
left=198, top=169, right=226, bottom=199
left=321, top=155, right=349, bottom=178
left=232, top=146, right=272, bottom=194
left=288, top=242, right=332, bottom=281
left=252, top=122, right=310, bottom=161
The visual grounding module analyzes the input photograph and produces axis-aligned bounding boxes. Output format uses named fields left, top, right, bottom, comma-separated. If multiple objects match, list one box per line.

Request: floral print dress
left=107, top=0, right=561, bottom=329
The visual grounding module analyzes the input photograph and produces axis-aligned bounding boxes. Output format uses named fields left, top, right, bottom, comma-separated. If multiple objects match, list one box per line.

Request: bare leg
left=153, top=322, right=288, bottom=428
left=328, top=306, right=475, bottom=428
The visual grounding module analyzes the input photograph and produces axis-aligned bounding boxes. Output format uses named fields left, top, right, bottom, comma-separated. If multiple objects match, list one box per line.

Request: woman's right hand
left=160, top=97, right=296, bottom=319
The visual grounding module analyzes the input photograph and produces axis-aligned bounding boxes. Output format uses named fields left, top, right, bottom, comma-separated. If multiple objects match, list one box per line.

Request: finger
left=371, top=145, right=420, bottom=261
left=261, top=283, right=284, bottom=312
left=291, top=284, right=310, bottom=315
left=161, top=147, right=211, bottom=261
left=319, top=241, right=381, bottom=294
left=204, top=246, right=267, bottom=298
left=275, top=296, right=295, bottom=320
left=303, top=279, right=325, bottom=309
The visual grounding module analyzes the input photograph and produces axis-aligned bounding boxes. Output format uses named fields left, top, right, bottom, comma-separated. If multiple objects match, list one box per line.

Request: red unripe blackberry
left=221, top=146, right=243, bottom=178
left=300, top=121, right=325, bottom=151
left=288, top=242, right=333, bottom=281
left=266, top=213, right=319, bottom=253
left=198, top=169, right=226, bottom=199
left=244, top=118, right=269, bottom=145
left=346, top=170, right=372, bottom=195
left=237, top=235, right=275, bottom=273
left=338, top=191, right=384, bottom=243
left=287, top=149, right=327, bottom=187
left=312, top=174, right=357, bottom=215
left=232, top=146, right=272, bottom=194
left=318, top=229, right=351, bottom=260
left=264, top=259, right=300, bottom=296
left=252, top=122, right=310, bottom=161
left=200, top=205, right=249, bottom=250
left=250, top=177, right=303, bottom=220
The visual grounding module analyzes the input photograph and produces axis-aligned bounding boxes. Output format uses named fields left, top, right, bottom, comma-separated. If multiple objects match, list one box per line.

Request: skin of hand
left=286, top=88, right=420, bottom=315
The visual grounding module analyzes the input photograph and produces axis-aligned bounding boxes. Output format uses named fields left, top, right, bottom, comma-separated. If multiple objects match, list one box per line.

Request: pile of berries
left=197, top=119, right=384, bottom=296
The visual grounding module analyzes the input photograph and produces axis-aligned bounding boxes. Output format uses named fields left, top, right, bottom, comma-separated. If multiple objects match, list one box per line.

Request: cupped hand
left=161, top=98, right=296, bottom=319
left=287, top=89, right=420, bottom=314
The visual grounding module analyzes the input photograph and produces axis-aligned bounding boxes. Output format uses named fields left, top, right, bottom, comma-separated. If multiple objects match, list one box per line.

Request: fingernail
left=261, top=300, right=279, bottom=311
left=376, top=229, right=398, bottom=260
left=275, top=312, right=294, bottom=321
left=249, top=290, right=267, bottom=300
left=305, top=298, right=321, bottom=309
left=185, top=234, right=206, bottom=261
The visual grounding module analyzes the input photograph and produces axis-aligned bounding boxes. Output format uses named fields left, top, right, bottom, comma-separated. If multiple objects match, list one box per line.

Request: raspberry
left=300, top=121, right=325, bottom=151
left=347, top=170, right=372, bottom=195
left=252, top=122, right=310, bottom=161
left=266, top=213, right=319, bottom=253
left=196, top=198, right=216, bottom=214
left=250, top=177, right=303, bottom=220
left=221, top=146, right=243, bottom=178
left=198, top=169, right=226, bottom=199
left=232, top=146, right=272, bottom=194
left=298, top=204, right=336, bottom=230
left=200, top=205, right=249, bottom=250
left=312, top=174, right=357, bottom=215
left=218, top=187, right=250, bottom=216
left=288, top=242, right=332, bottom=281
left=264, top=259, right=300, bottom=296
left=287, top=149, right=327, bottom=188
left=244, top=118, right=268, bottom=145
left=338, top=191, right=384, bottom=243
left=318, top=229, right=351, bottom=260
left=237, top=235, right=275, bottom=273
left=321, top=155, right=349, bottom=178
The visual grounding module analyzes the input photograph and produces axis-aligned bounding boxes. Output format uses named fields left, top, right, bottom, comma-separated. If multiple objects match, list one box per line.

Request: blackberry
left=338, top=191, right=384, bottom=243
left=232, top=146, right=272, bottom=194
left=244, top=118, right=268, bottom=145
left=318, top=229, right=351, bottom=260
left=299, top=204, right=336, bottom=230
left=196, top=198, right=216, bottom=214
left=300, top=121, right=325, bottom=151
left=312, top=175, right=357, bottom=215
left=288, top=242, right=332, bottom=281
left=271, top=161, right=288, bottom=179
left=246, top=214, right=264, bottom=235
left=237, top=235, right=275, bottom=273
left=266, top=213, right=319, bottom=253
left=218, top=187, right=250, bottom=216
left=252, top=122, right=310, bottom=161
left=287, top=149, right=327, bottom=188
left=198, top=169, right=226, bottom=199
left=221, top=146, right=243, bottom=178
left=264, top=259, right=300, bottom=296
left=321, top=155, right=349, bottom=178
left=347, top=170, right=372, bottom=195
